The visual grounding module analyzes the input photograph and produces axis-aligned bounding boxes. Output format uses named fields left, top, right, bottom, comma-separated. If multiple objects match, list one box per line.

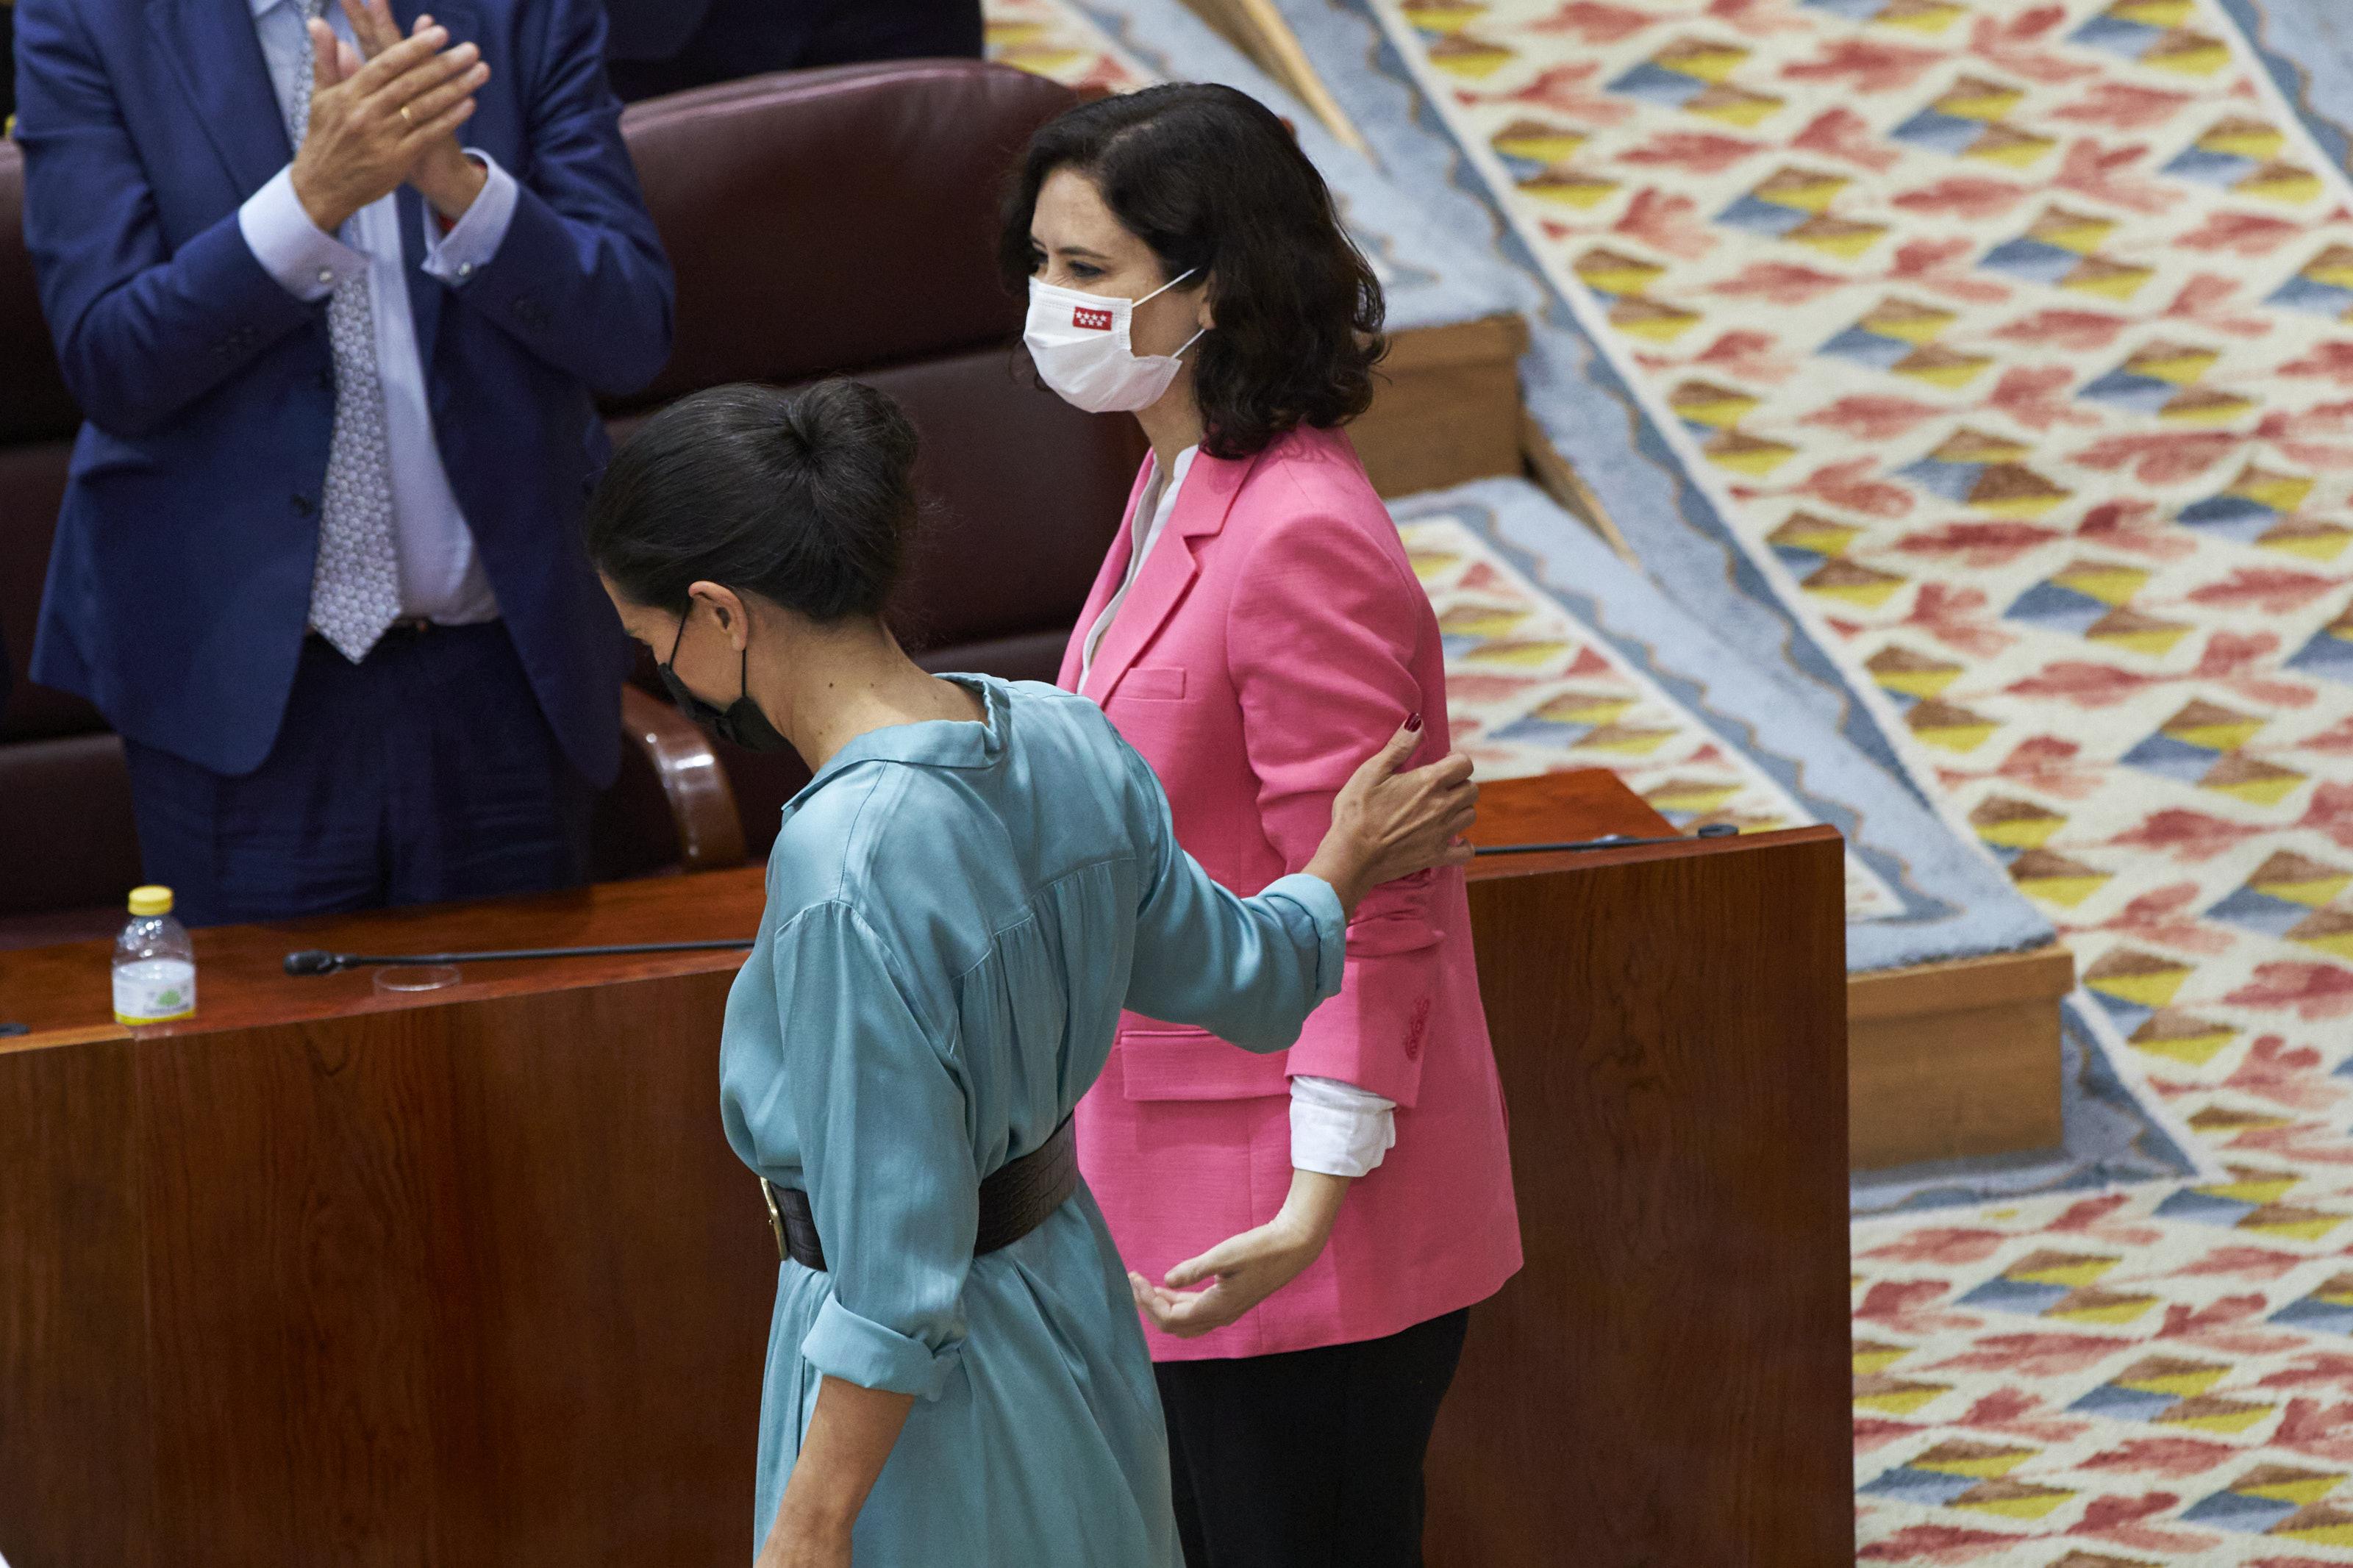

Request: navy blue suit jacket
left=18, top=0, right=673, bottom=783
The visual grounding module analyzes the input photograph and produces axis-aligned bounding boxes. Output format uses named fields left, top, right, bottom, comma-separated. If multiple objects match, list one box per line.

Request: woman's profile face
left=601, top=573, right=744, bottom=712
left=1029, top=167, right=1209, bottom=361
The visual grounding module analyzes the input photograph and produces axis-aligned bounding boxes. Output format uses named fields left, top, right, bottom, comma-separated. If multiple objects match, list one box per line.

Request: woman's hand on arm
left=755, top=1376, right=918, bottom=1568
left=1302, top=719, right=1478, bottom=918
left=1129, top=1170, right=1353, bottom=1339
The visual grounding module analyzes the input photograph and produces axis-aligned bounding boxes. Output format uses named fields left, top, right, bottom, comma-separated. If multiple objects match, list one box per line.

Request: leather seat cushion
left=0, top=143, right=79, bottom=446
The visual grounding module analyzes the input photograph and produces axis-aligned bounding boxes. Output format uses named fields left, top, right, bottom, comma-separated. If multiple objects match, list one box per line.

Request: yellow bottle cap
left=127, top=886, right=174, bottom=917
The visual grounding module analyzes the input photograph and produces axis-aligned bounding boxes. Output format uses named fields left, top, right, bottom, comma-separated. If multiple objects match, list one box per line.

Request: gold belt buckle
left=760, top=1178, right=788, bottom=1260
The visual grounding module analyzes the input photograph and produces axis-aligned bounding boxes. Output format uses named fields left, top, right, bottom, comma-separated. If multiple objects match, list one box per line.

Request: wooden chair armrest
left=619, top=684, right=749, bottom=872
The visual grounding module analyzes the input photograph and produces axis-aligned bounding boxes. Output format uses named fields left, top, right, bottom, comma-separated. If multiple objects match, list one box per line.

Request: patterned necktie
left=287, top=0, right=404, bottom=662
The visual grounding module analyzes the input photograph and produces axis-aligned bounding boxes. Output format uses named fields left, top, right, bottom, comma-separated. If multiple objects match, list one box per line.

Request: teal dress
left=720, top=676, right=1344, bottom=1564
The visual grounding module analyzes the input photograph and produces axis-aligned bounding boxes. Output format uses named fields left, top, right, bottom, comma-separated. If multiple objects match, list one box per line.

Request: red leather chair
left=0, top=146, right=136, bottom=950
left=0, top=58, right=1139, bottom=945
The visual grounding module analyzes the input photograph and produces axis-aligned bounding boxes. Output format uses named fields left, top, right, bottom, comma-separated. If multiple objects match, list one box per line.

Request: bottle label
left=114, top=960, right=197, bottom=1025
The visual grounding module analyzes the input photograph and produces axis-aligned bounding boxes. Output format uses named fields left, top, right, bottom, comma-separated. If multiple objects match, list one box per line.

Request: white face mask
left=1024, top=270, right=1206, bottom=415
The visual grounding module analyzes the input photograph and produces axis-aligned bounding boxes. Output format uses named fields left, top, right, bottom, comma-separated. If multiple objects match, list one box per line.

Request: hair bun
left=584, top=379, right=921, bottom=623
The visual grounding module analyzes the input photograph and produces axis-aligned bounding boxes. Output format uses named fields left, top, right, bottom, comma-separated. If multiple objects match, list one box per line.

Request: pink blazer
left=1061, top=425, right=1522, bottom=1361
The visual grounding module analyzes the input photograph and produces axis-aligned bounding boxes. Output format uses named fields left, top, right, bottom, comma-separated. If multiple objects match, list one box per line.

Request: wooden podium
left=0, top=772, right=1849, bottom=1567
left=1436, top=776, right=1851, bottom=1567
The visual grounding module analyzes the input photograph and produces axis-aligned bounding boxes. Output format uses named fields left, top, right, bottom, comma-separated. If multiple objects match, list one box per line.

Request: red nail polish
left=1404, top=712, right=1424, bottom=732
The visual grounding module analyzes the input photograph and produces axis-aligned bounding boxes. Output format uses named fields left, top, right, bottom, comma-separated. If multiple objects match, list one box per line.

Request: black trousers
left=604, top=0, right=984, bottom=103
left=1154, top=1309, right=1470, bottom=1568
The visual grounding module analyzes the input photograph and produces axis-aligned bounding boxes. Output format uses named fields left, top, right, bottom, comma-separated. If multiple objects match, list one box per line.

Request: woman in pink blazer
left=1001, top=86, right=1522, bottom=1567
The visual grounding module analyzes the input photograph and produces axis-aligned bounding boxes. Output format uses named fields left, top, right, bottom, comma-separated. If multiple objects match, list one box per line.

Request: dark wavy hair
left=585, top=379, right=918, bottom=620
left=999, top=84, right=1386, bottom=461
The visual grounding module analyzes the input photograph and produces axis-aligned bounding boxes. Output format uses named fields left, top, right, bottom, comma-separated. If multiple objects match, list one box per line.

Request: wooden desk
left=1, top=872, right=778, bottom=1567
left=1465, top=763, right=1674, bottom=847
left=0, top=772, right=1849, bottom=1566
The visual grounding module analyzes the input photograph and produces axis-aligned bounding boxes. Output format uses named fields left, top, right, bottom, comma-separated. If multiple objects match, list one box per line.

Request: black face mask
left=660, top=608, right=794, bottom=754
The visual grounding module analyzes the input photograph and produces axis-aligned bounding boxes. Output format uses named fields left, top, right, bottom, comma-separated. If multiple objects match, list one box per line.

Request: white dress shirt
left=238, top=0, right=515, bottom=625
left=1080, top=445, right=1196, bottom=695
left=1085, top=446, right=1397, bottom=1179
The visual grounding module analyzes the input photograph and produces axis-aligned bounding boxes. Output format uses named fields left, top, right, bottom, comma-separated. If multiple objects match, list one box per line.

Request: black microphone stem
left=284, top=939, right=755, bottom=975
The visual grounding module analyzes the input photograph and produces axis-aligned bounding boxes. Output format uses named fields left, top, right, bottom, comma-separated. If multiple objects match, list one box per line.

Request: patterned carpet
left=1357, top=0, right=2353, bottom=1070
left=985, top=0, right=1155, bottom=91
left=990, top=0, right=2353, bottom=1558
left=1317, top=3, right=2353, bottom=1559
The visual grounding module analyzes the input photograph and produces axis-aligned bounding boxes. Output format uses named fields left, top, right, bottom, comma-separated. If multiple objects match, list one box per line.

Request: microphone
left=282, top=938, right=757, bottom=976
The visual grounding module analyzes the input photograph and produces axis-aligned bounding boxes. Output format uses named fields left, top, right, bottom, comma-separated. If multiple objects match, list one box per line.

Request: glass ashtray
left=374, top=965, right=460, bottom=993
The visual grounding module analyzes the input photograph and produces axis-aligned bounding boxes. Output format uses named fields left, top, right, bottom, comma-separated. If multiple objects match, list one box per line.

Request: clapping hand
left=336, top=0, right=493, bottom=221
left=288, top=5, right=487, bottom=233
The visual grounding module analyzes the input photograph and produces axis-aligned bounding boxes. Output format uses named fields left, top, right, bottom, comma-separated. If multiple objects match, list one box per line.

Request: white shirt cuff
left=1290, top=1074, right=1398, bottom=1178
left=421, top=151, right=519, bottom=287
left=239, top=165, right=368, bottom=302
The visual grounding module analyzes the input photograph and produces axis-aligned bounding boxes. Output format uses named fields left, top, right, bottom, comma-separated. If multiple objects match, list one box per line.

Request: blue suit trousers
left=122, top=622, right=590, bottom=928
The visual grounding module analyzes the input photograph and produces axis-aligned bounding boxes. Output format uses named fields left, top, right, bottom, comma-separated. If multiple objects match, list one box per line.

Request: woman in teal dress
left=583, top=379, right=1477, bottom=1568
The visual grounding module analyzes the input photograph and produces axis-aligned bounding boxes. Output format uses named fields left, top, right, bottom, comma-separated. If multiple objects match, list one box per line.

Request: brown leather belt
left=307, top=618, right=437, bottom=642
left=759, top=1115, right=1079, bottom=1272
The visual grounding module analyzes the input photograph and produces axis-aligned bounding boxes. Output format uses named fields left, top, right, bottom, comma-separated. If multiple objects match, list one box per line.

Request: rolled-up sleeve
left=1290, top=1075, right=1397, bottom=1178
left=773, top=902, right=977, bottom=1400
left=801, top=1290, right=957, bottom=1400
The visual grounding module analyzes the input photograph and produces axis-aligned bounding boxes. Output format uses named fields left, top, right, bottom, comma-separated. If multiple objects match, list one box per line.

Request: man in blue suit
left=18, top=0, right=674, bottom=925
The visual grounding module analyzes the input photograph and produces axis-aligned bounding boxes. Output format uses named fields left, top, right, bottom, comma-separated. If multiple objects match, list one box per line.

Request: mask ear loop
left=1132, top=266, right=1198, bottom=307
left=718, top=603, right=756, bottom=711
left=676, top=600, right=757, bottom=714
left=1137, top=271, right=1207, bottom=361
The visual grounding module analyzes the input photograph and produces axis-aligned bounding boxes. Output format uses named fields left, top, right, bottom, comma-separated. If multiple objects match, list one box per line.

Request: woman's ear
left=687, top=580, right=752, bottom=650
left=1196, top=274, right=1217, bottom=332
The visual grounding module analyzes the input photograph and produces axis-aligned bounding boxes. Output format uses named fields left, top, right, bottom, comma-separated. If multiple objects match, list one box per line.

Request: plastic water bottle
left=113, top=886, right=197, bottom=1025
